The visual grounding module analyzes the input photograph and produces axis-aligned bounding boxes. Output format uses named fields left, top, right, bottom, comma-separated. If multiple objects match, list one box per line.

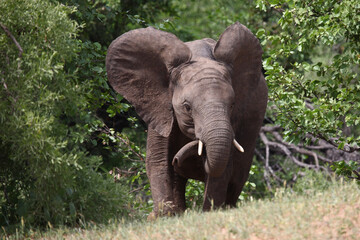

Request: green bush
left=0, top=0, right=128, bottom=229
left=257, top=0, right=360, bottom=148
left=291, top=170, right=332, bottom=195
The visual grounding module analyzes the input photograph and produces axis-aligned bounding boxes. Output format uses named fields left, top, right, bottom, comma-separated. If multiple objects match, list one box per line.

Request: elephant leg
left=226, top=150, right=253, bottom=206
left=173, top=173, right=187, bottom=212
left=202, top=175, right=229, bottom=211
left=146, top=128, right=175, bottom=217
left=168, top=122, right=191, bottom=213
left=202, top=158, right=233, bottom=211
left=225, top=181, right=247, bottom=207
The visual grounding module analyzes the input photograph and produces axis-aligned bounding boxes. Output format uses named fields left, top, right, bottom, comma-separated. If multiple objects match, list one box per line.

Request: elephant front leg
left=202, top=160, right=232, bottom=211
left=173, top=173, right=187, bottom=212
left=202, top=176, right=228, bottom=211
left=146, top=128, right=175, bottom=218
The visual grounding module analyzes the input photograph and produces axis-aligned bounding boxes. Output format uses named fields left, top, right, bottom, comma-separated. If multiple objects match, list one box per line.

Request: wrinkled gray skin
left=106, top=22, right=268, bottom=217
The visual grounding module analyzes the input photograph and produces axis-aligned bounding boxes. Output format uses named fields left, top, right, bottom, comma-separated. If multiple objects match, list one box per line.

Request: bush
left=0, top=0, right=128, bottom=229
left=257, top=0, right=360, bottom=148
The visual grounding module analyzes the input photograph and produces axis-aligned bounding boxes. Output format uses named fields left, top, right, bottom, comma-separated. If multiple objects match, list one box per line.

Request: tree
left=0, top=0, right=128, bottom=228
left=255, top=0, right=360, bottom=184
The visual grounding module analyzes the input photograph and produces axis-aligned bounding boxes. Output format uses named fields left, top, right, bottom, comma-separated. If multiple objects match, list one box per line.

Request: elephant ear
left=106, top=27, right=191, bottom=137
left=213, top=22, right=262, bottom=79
left=213, top=22, right=263, bottom=127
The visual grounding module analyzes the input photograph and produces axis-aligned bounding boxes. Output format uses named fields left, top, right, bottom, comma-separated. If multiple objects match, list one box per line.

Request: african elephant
left=106, top=22, right=268, bottom=217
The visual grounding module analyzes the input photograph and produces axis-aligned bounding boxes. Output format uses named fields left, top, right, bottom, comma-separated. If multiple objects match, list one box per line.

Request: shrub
left=0, top=0, right=128, bottom=229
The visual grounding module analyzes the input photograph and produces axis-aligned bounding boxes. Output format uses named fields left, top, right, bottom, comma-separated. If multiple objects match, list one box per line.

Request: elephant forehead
left=178, top=59, right=232, bottom=85
left=176, top=77, right=235, bottom=106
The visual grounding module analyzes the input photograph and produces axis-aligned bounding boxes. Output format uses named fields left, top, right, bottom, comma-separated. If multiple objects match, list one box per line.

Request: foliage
left=0, top=0, right=128, bottom=229
left=331, top=160, right=360, bottom=181
left=239, top=164, right=262, bottom=200
left=257, top=0, right=360, bottom=149
left=185, top=180, right=205, bottom=209
left=56, top=0, right=175, bottom=45
left=291, top=170, right=332, bottom=194
left=168, top=0, right=265, bottom=40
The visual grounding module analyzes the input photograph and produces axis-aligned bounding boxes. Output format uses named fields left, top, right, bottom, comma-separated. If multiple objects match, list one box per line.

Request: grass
left=3, top=175, right=360, bottom=239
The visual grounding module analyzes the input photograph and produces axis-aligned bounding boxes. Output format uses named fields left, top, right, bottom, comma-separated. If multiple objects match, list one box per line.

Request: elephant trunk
left=201, top=109, right=233, bottom=177
left=172, top=140, right=198, bottom=167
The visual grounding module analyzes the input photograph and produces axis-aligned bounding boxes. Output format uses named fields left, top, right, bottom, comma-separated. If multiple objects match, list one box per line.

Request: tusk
left=233, top=139, right=244, bottom=152
left=198, top=140, right=203, bottom=156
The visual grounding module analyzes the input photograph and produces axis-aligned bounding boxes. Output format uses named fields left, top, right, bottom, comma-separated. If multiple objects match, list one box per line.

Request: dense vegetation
left=1, top=0, right=359, bottom=235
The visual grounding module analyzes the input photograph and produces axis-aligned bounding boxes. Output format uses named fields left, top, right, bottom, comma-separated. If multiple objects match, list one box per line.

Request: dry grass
left=7, top=178, right=360, bottom=240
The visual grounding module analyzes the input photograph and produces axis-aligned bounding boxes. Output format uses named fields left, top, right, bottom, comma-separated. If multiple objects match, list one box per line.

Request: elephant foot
left=147, top=210, right=174, bottom=221
left=148, top=200, right=179, bottom=220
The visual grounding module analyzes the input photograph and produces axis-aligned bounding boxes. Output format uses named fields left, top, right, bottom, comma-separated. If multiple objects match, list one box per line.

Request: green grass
left=3, top=176, right=360, bottom=240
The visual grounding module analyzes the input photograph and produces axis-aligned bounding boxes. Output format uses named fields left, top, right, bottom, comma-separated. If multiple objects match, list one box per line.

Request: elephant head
left=106, top=22, right=262, bottom=178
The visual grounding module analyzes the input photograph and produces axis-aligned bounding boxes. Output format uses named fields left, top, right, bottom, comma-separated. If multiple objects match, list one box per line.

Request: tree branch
left=255, top=148, right=282, bottom=188
left=0, top=23, right=23, bottom=58
left=258, top=124, right=357, bottom=188
left=260, top=132, right=319, bottom=170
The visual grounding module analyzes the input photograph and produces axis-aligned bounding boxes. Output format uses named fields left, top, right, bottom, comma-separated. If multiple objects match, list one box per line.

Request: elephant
left=106, top=22, right=268, bottom=217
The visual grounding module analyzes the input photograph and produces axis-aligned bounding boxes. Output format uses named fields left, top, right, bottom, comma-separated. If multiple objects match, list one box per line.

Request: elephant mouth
left=172, top=139, right=244, bottom=176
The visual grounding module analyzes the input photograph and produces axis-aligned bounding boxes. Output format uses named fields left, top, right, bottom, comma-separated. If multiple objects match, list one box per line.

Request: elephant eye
left=183, top=103, right=191, bottom=112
